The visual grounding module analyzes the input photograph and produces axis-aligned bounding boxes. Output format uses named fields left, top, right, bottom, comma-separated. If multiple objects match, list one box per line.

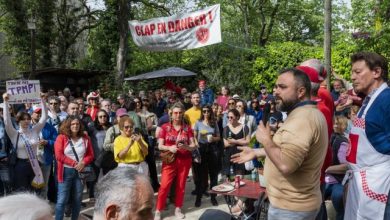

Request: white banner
left=6, top=80, right=41, bottom=104
left=129, top=4, right=221, bottom=51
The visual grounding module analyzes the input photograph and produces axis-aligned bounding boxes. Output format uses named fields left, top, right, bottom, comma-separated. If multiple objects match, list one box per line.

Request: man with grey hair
left=0, top=193, right=52, bottom=220
left=93, top=168, right=154, bottom=220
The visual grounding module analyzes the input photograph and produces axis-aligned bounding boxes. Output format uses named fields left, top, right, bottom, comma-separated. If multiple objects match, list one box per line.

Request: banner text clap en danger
left=6, top=80, right=41, bottom=104
left=129, top=4, right=221, bottom=51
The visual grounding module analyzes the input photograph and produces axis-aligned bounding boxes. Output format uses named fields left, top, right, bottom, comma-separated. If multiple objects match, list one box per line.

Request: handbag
left=69, top=139, right=96, bottom=182
left=160, top=150, right=175, bottom=164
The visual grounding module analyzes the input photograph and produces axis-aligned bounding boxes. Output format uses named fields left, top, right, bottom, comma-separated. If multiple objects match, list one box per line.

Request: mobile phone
left=133, top=127, right=141, bottom=135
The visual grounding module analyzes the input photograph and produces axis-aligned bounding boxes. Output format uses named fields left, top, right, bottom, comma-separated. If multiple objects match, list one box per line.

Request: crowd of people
left=0, top=51, right=389, bottom=220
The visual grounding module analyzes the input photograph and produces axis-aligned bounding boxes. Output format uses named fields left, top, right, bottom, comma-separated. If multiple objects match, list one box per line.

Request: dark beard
left=275, top=97, right=299, bottom=113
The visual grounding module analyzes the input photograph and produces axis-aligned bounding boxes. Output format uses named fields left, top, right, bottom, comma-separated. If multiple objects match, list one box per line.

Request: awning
left=124, top=67, right=196, bottom=81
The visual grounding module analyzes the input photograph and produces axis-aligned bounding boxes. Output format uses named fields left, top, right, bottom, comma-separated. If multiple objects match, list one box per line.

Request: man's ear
left=297, top=87, right=307, bottom=99
left=373, top=67, right=382, bottom=79
left=105, top=204, right=120, bottom=220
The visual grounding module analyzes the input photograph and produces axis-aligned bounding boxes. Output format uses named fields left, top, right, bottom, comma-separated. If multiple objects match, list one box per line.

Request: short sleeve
left=194, top=121, right=199, bottom=133
left=187, top=125, right=194, bottom=139
left=159, top=124, right=167, bottom=140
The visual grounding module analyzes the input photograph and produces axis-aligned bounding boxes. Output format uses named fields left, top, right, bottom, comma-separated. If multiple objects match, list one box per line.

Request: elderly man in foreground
left=93, top=168, right=154, bottom=220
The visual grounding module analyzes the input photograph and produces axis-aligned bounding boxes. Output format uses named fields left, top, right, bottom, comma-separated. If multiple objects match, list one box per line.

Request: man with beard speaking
left=232, top=68, right=328, bottom=220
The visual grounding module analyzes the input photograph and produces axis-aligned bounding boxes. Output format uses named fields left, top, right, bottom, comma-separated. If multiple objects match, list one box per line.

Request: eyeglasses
left=172, top=112, right=183, bottom=115
left=49, top=102, right=58, bottom=105
left=124, top=125, right=133, bottom=130
left=202, top=110, right=210, bottom=113
left=98, top=115, right=107, bottom=118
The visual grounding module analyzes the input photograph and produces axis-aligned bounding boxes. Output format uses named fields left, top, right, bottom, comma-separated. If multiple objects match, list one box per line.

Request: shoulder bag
left=69, top=139, right=96, bottom=182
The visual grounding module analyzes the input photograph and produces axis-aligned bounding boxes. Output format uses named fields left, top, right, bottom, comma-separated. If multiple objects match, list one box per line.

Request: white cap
left=232, top=94, right=240, bottom=99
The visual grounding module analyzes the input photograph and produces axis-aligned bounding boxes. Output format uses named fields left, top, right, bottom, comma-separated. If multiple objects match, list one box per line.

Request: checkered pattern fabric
left=353, top=118, right=365, bottom=129
left=360, top=170, right=388, bottom=203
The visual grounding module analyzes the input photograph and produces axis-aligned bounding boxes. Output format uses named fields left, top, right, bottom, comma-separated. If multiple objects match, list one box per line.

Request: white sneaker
left=154, top=211, right=161, bottom=220
left=174, top=207, right=185, bottom=219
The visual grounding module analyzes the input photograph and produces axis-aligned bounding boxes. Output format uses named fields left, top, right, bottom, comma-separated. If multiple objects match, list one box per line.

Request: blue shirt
left=365, top=87, right=390, bottom=155
left=200, top=88, right=214, bottom=106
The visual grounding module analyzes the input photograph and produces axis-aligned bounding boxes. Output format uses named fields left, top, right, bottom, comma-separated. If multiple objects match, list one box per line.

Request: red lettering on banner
left=208, top=11, right=213, bottom=22
left=188, top=17, right=195, bottom=28
left=144, top=25, right=151, bottom=35
left=135, top=26, right=142, bottom=36
left=175, top=20, right=182, bottom=32
left=180, top=19, right=188, bottom=30
left=135, top=10, right=214, bottom=35
left=157, top=23, right=166, bottom=34
left=150, top=23, right=156, bottom=35
left=168, top=21, right=175, bottom=32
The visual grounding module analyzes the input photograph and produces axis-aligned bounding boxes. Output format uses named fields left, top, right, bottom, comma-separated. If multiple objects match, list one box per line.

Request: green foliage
left=252, top=42, right=322, bottom=90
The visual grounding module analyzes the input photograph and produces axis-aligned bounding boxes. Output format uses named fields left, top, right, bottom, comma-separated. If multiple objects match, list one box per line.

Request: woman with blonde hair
left=154, top=102, right=196, bottom=220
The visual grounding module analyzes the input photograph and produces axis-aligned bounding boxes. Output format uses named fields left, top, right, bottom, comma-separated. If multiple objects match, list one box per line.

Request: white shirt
left=64, top=138, right=86, bottom=168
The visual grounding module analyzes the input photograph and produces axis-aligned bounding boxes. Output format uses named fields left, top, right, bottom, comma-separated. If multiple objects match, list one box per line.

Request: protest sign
left=6, top=80, right=41, bottom=104
left=129, top=4, right=221, bottom=51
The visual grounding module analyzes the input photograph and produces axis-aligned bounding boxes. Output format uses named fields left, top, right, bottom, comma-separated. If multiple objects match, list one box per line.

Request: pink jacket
left=54, top=134, right=94, bottom=183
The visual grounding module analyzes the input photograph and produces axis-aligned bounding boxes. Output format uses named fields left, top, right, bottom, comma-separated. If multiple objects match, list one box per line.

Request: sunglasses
left=98, top=115, right=107, bottom=118
left=124, top=125, right=133, bottom=130
left=227, top=116, right=235, bottom=119
left=228, top=102, right=235, bottom=105
left=49, top=102, right=58, bottom=105
left=202, top=110, right=210, bottom=113
left=21, top=118, right=30, bottom=121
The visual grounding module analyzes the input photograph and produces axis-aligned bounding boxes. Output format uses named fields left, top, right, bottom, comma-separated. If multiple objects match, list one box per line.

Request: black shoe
left=211, top=197, right=218, bottom=206
left=203, top=191, right=210, bottom=197
left=65, top=206, right=71, bottom=217
left=81, top=202, right=87, bottom=207
left=195, top=196, right=202, bottom=207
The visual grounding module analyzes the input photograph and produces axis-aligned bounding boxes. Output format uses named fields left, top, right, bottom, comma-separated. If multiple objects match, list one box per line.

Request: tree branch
left=136, top=0, right=171, bottom=16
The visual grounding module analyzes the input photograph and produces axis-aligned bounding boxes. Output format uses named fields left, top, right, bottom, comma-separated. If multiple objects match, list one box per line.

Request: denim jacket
left=200, top=88, right=214, bottom=106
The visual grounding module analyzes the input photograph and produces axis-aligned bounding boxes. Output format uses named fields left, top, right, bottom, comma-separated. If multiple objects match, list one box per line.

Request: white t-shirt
left=64, top=138, right=86, bottom=168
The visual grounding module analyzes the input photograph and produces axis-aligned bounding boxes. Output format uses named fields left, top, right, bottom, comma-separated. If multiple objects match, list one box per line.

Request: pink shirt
left=216, top=95, right=230, bottom=111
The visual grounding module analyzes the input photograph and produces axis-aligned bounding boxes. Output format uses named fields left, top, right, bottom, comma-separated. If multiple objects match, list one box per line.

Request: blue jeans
left=325, top=183, right=344, bottom=220
left=55, top=167, right=83, bottom=220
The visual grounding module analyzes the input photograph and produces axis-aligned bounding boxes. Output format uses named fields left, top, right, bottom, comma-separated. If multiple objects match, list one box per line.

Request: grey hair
left=0, top=193, right=51, bottom=220
left=94, top=168, right=150, bottom=218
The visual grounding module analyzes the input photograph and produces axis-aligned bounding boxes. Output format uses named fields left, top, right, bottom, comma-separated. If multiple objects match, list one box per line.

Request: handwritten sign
left=6, top=80, right=41, bottom=104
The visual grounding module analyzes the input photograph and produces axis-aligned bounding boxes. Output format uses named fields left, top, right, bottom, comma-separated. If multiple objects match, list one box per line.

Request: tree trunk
left=116, top=0, right=130, bottom=89
left=324, top=0, right=332, bottom=90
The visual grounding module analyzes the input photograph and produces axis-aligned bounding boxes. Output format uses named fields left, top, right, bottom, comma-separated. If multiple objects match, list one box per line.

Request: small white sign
left=6, top=80, right=41, bottom=104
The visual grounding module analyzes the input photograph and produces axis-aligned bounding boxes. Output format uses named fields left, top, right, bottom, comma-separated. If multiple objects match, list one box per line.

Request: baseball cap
left=232, top=94, right=240, bottom=99
left=116, top=108, right=128, bottom=117
left=32, top=105, right=42, bottom=113
left=296, top=66, right=321, bottom=83
left=260, top=84, right=267, bottom=89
